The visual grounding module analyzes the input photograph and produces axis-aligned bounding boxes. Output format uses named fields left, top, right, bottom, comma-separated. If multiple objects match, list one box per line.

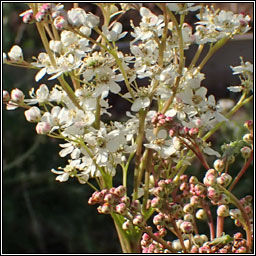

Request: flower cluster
left=3, top=3, right=253, bottom=254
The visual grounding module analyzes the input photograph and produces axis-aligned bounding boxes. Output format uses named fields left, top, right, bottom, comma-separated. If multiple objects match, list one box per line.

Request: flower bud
left=190, top=195, right=201, bottom=207
left=193, top=235, right=204, bottom=246
left=54, top=16, right=68, bottom=30
left=120, top=196, right=130, bottom=206
left=36, top=121, right=51, bottom=134
left=122, top=219, right=132, bottom=230
left=213, top=159, right=225, bottom=172
left=3, top=90, right=10, bottom=102
left=216, top=173, right=232, bottom=187
left=196, top=209, right=207, bottom=220
left=11, top=88, right=24, bottom=103
left=180, top=221, right=193, bottom=234
left=217, top=205, right=229, bottom=217
left=131, top=200, right=141, bottom=212
left=104, top=193, right=115, bottom=204
left=189, top=176, right=198, bottom=184
left=132, top=214, right=144, bottom=226
left=244, top=120, right=253, bottom=131
left=8, top=45, right=23, bottom=61
left=114, top=185, right=126, bottom=197
left=153, top=213, right=165, bottom=226
left=100, top=202, right=112, bottom=214
left=24, top=106, right=41, bottom=122
left=115, top=203, right=127, bottom=215
left=230, top=209, right=242, bottom=219
left=243, top=133, right=253, bottom=144
left=151, top=197, right=162, bottom=209
left=183, top=213, right=193, bottom=222
left=35, top=11, right=46, bottom=22
left=22, top=11, right=34, bottom=24
left=240, top=146, right=252, bottom=159
left=183, top=203, right=194, bottom=214
left=227, top=155, right=235, bottom=164
left=200, top=234, right=208, bottom=243
left=172, top=239, right=182, bottom=251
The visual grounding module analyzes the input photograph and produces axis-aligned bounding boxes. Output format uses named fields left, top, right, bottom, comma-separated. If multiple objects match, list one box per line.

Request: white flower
left=131, top=97, right=150, bottom=112
left=93, top=67, right=122, bottom=98
left=8, top=45, right=23, bottom=61
left=67, top=8, right=87, bottom=27
left=144, top=129, right=177, bottom=159
left=102, top=22, right=127, bottom=42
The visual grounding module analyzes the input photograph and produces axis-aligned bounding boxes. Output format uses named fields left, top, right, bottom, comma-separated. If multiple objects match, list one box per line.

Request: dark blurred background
left=2, top=3, right=253, bottom=254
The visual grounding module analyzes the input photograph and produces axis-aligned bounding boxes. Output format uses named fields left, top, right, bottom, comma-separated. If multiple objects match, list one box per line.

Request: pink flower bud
left=120, top=196, right=130, bottom=206
left=189, top=127, right=199, bottom=136
left=114, top=185, right=126, bottom=197
left=180, top=221, right=193, bottom=234
left=11, top=88, right=24, bottom=103
left=36, top=121, right=51, bottom=134
left=92, top=191, right=104, bottom=203
left=131, top=200, right=141, bottom=212
left=100, top=203, right=112, bottom=214
left=22, top=11, right=34, bottom=24
left=24, top=106, right=41, bottom=122
left=153, top=213, right=165, bottom=226
left=216, top=173, right=232, bottom=187
left=244, top=120, right=253, bottom=131
left=40, top=3, right=51, bottom=13
left=115, top=203, right=127, bottom=215
left=104, top=193, right=115, bottom=204
left=132, top=214, right=144, bottom=226
left=35, top=11, right=46, bottom=22
left=151, top=197, right=162, bottom=209
left=54, top=16, right=68, bottom=30
left=3, top=90, right=10, bottom=102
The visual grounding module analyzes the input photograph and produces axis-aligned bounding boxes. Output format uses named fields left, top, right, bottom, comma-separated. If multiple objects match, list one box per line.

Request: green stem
left=197, top=36, right=231, bottom=73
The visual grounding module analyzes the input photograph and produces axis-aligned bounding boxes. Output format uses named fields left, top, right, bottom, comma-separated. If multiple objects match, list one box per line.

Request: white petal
left=35, top=68, right=47, bottom=82
left=203, top=147, right=221, bottom=157
left=56, top=173, right=70, bottom=182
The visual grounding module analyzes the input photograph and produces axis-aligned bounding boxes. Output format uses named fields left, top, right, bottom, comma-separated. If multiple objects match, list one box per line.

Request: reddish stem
left=228, top=149, right=253, bottom=192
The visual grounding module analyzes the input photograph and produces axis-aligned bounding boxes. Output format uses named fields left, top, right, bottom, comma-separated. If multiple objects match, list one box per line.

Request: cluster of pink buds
left=141, top=227, right=171, bottom=253
left=151, top=113, right=173, bottom=128
left=88, top=186, right=147, bottom=229
left=3, top=88, right=25, bottom=110
left=88, top=185, right=127, bottom=215
left=19, top=3, right=67, bottom=30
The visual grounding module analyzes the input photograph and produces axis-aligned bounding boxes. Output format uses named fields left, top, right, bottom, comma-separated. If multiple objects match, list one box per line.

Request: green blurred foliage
left=2, top=3, right=253, bottom=254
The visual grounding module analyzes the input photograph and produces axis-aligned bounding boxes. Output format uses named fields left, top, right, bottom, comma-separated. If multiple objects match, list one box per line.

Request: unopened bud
left=196, top=209, right=207, bottom=220
left=217, top=205, right=229, bottom=217
left=11, top=88, right=24, bottom=103
left=216, top=173, right=232, bottom=187
left=100, top=202, right=112, bottom=214
left=243, top=133, right=253, bottom=144
left=114, top=185, right=126, bottom=197
left=213, top=159, right=225, bottom=172
left=3, top=90, right=10, bottom=102
left=240, top=146, right=252, bottom=159
left=122, top=219, right=132, bottom=230
left=133, top=214, right=144, bottom=226
left=180, top=221, right=193, bottom=234
left=244, top=120, right=253, bottom=131
left=36, top=121, right=51, bottom=134
left=230, top=209, right=242, bottom=219
left=24, top=106, right=41, bottom=122
left=54, top=16, right=67, bottom=30
left=115, top=203, right=127, bottom=215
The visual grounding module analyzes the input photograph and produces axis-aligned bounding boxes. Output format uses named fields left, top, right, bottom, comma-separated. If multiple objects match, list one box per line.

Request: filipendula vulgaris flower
left=8, top=45, right=23, bottom=62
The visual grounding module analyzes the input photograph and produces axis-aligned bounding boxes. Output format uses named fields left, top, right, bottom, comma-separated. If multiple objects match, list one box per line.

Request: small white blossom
left=8, top=45, right=23, bottom=61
